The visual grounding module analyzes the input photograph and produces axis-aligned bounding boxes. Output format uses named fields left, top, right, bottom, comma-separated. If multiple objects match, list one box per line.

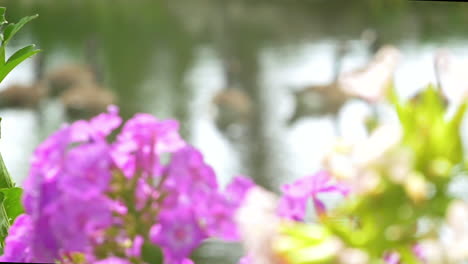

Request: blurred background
left=0, top=0, right=468, bottom=262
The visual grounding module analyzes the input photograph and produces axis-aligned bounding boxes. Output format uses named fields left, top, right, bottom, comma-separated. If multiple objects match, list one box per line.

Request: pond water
left=0, top=0, right=467, bottom=262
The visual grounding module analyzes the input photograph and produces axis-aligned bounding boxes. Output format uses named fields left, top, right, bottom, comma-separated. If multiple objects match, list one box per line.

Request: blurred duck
left=45, top=64, right=95, bottom=97
left=211, top=56, right=254, bottom=136
left=434, top=48, right=468, bottom=106
left=58, top=37, right=118, bottom=120
left=0, top=82, right=48, bottom=109
left=0, top=53, right=48, bottom=109
left=212, top=87, right=253, bottom=135
left=0, top=55, right=96, bottom=110
left=287, top=41, right=350, bottom=125
left=47, top=38, right=102, bottom=98
left=60, top=81, right=116, bottom=120
left=0, top=38, right=117, bottom=120
left=288, top=30, right=397, bottom=126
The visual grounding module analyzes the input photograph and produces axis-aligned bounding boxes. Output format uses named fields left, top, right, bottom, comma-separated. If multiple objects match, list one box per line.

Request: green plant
left=0, top=7, right=41, bottom=83
left=0, top=7, right=40, bottom=252
left=274, top=84, right=468, bottom=264
left=0, top=117, right=23, bottom=252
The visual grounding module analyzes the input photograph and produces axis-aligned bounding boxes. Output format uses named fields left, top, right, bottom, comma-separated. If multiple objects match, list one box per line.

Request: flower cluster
left=0, top=106, right=255, bottom=264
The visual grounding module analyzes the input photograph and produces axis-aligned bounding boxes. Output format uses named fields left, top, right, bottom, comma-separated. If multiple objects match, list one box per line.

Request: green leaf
left=280, top=235, right=341, bottom=264
left=0, top=7, right=7, bottom=26
left=0, top=9, right=40, bottom=81
left=0, top=191, right=8, bottom=249
left=0, top=44, right=41, bottom=83
left=141, top=242, right=163, bottom=264
left=0, top=187, right=23, bottom=225
left=2, top=14, right=38, bottom=47
left=449, top=101, right=468, bottom=130
left=7, top=44, right=40, bottom=63
left=0, top=152, right=12, bottom=189
left=0, top=46, right=5, bottom=65
left=281, top=223, right=330, bottom=244
left=0, top=187, right=23, bottom=251
left=0, top=120, right=13, bottom=190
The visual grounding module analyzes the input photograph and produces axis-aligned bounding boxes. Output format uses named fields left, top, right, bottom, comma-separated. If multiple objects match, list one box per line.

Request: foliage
left=274, top=83, right=468, bottom=264
left=0, top=7, right=40, bottom=83
left=0, top=7, right=39, bottom=253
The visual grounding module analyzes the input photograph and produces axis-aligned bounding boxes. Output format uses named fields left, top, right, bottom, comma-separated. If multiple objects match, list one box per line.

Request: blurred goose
left=212, top=87, right=253, bottom=135
left=211, top=54, right=254, bottom=137
left=45, top=64, right=95, bottom=97
left=0, top=53, right=48, bottom=109
left=0, top=82, right=48, bottom=109
left=59, top=37, right=118, bottom=120
left=434, top=48, right=468, bottom=106
left=60, top=81, right=116, bottom=120
left=287, top=42, right=350, bottom=125
left=287, top=29, right=383, bottom=125
left=45, top=37, right=104, bottom=99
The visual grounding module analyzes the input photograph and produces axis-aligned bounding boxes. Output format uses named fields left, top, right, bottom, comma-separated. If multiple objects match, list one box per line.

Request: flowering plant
left=0, top=7, right=41, bottom=83
left=271, top=84, right=468, bottom=264
left=0, top=106, right=259, bottom=264
left=2, top=74, right=468, bottom=264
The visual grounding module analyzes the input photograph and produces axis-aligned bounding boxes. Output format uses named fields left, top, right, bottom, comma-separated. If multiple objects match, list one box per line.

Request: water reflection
left=0, top=1, right=468, bottom=261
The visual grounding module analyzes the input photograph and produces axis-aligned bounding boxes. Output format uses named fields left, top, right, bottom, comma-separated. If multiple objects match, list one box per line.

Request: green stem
left=0, top=152, right=14, bottom=189
left=0, top=194, right=9, bottom=250
left=0, top=150, right=13, bottom=251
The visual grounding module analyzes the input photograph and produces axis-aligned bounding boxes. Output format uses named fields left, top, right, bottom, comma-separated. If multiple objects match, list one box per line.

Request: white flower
left=235, top=187, right=282, bottom=264
left=337, top=248, right=369, bottom=264
left=351, top=124, right=402, bottom=168
left=338, top=45, right=401, bottom=103
left=434, top=49, right=468, bottom=106
left=446, top=200, right=468, bottom=236
left=445, top=199, right=468, bottom=263
left=417, top=239, right=445, bottom=264
left=424, top=200, right=468, bottom=263
left=323, top=124, right=402, bottom=195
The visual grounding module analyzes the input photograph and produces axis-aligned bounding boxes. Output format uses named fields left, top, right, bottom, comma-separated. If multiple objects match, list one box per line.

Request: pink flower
left=277, top=195, right=307, bottom=221
left=20, top=107, right=118, bottom=262
left=150, top=206, right=207, bottom=262
left=384, top=252, right=400, bottom=264
left=125, top=235, right=144, bottom=257
left=70, top=105, right=122, bottom=142
left=111, top=114, right=185, bottom=178
left=164, top=146, right=218, bottom=200
left=278, top=170, right=349, bottom=220
left=225, top=176, right=255, bottom=207
left=0, top=214, right=32, bottom=262
left=238, top=255, right=252, bottom=264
